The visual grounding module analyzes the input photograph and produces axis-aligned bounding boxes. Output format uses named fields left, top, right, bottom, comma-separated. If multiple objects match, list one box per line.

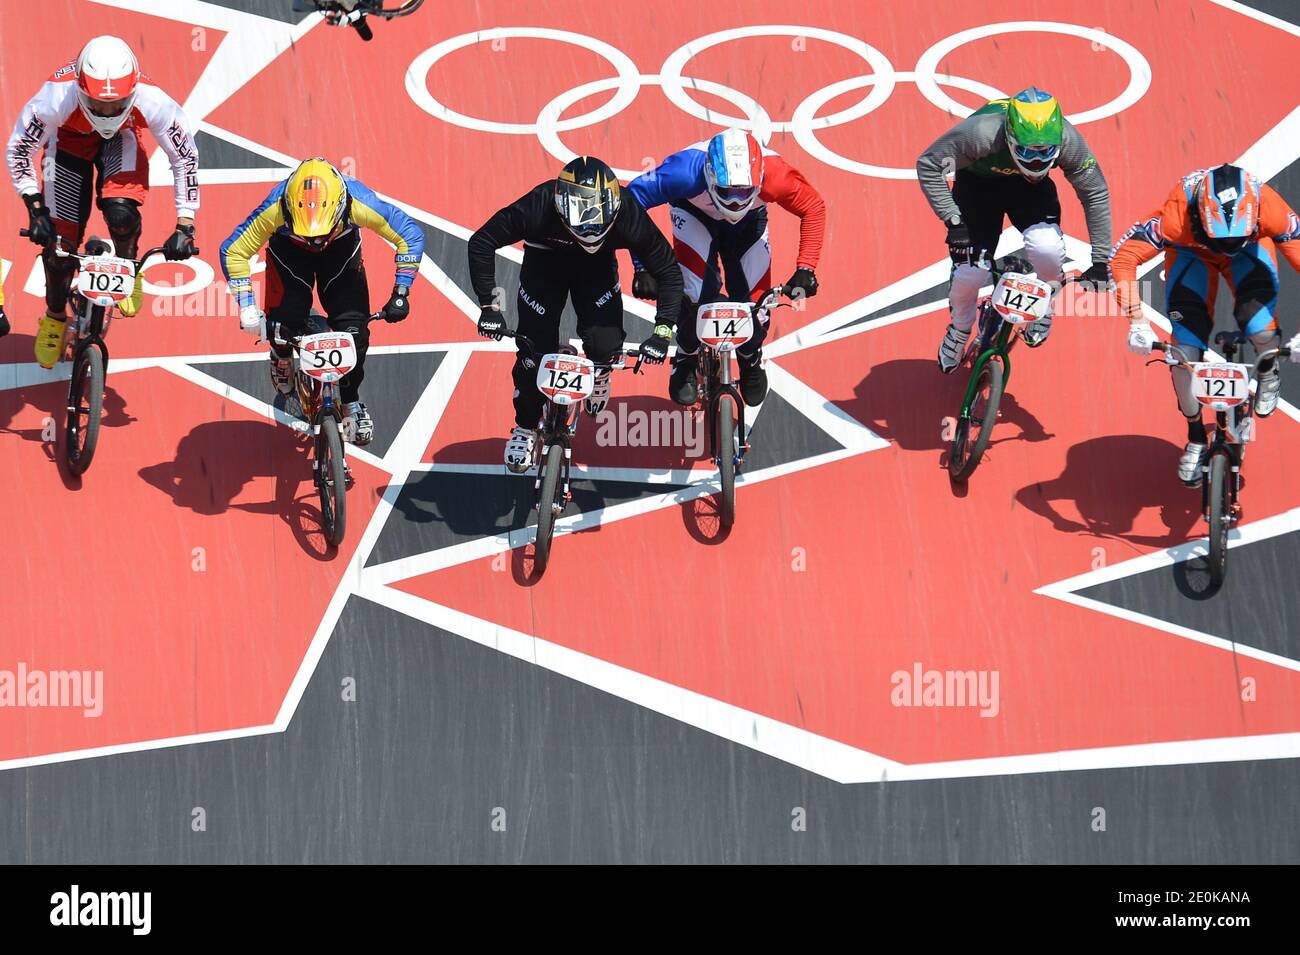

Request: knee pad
left=1021, top=222, right=1065, bottom=282
left=330, top=312, right=370, bottom=351
left=949, top=262, right=990, bottom=332
left=98, top=198, right=142, bottom=245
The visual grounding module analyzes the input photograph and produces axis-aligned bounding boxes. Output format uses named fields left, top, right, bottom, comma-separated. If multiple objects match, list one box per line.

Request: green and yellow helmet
left=1004, top=87, right=1064, bottom=181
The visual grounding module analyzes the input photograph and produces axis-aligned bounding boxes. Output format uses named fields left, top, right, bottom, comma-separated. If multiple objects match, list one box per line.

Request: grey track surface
left=4, top=594, right=1300, bottom=864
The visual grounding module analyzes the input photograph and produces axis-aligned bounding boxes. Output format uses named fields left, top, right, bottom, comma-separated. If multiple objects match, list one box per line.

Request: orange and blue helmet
left=704, top=128, right=764, bottom=223
left=1191, top=164, right=1260, bottom=256
left=282, top=158, right=349, bottom=250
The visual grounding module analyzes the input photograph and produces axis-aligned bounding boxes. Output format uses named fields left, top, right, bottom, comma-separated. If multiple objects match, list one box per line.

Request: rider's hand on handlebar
left=22, top=193, right=55, bottom=248
left=783, top=266, right=818, bottom=300
left=945, top=220, right=973, bottom=264
left=1287, top=333, right=1300, bottom=363
left=162, top=222, right=197, bottom=261
left=477, top=306, right=506, bottom=341
left=1078, top=261, right=1113, bottom=292
left=1127, top=320, right=1156, bottom=356
left=240, top=305, right=266, bottom=340
left=0, top=307, right=9, bottom=339
left=381, top=284, right=411, bottom=323
left=631, top=268, right=658, bottom=301
left=638, top=324, right=673, bottom=364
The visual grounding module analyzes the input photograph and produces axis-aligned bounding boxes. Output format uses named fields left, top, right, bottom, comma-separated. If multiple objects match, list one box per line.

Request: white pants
left=948, top=222, right=1066, bottom=331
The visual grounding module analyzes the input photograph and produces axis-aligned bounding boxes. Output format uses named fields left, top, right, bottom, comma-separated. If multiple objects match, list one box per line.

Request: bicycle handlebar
left=1154, top=340, right=1291, bottom=375
left=18, top=231, right=199, bottom=264
left=505, top=330, right=644, bottom=371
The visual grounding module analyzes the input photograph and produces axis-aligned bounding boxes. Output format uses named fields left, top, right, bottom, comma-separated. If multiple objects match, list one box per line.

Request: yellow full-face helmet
left=282, top=158, right=348, bottom=249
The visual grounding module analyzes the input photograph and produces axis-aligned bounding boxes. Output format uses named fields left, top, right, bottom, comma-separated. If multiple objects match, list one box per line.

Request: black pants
left=952, top=170, right=1060, bottom=258
left=265, top=231, right=371, bottom=404
left=511, top=245, right=624, bottom=428
left=673, top=202, right=770, bottom=361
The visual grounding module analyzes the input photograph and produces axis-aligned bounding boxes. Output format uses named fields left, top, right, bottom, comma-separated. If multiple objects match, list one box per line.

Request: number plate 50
left=298, top=331, right=358, bottom=383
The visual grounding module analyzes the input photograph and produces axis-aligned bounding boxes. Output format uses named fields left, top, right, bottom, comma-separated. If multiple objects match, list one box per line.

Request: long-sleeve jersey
left=6, top=62, right=200, bottom=218
left=1111, top=171, right=1300, bottom=314
left=220, top=176, right=425, bottom=308
left=628, top=142, right=827, bottom=269
left=467, top=181, right=683, bottom=327
left=916, top=100, right=1111, bottom=263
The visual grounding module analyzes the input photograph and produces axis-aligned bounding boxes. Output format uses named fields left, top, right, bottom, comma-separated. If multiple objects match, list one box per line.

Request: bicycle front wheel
left=1206, top=452, right=1230, bottom=587
left=65, top=346, right=104, bottom=476
left=534, top=442, right=565, bottom=574
left=317, top=415, right=348, bottom=547
left=718, top=396, right=738, bottom=527
left=948, top=359, right=1003, bottom=482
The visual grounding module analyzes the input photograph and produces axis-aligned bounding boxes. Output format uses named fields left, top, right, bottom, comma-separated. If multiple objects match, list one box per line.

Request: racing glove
left=638, top=324, right=673, bottom=364
left=22, top=193, right=55, bottom=248
left=162, top=223, right=197, bottom=261
left=945, top=218, right=973, bottom=264
left=0, top=307, right=9, bottom=338
left=632, top=269, right=658, bottom=301
left=784, top=266, right=819, bottom=299
left=1078, top=261, right=1113, bottom=291
left=381, top=285, right=410, bottom=323
left=478, top=306, right=505, bottom=341
left=1127, top=321, right=1156, bottom=356
left=240, top=305, right=266, bottom=339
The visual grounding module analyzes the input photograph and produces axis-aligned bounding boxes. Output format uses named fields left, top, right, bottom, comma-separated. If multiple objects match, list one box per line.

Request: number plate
left=537, top=353, right=595, bottom=405
left=1191, top=362, right=1250, bottom=409
left=697, top=302, right=753, bottom=351
left=991, top=273, right=1053, bottom=324
left=297, top=331, right=358, bottom=383
left=77, top=256, right=136, bottom=307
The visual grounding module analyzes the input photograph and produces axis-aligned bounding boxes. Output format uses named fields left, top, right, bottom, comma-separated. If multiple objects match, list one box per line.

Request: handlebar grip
left=19, top=228, right=30, bottom=237
left=353, top=17, right=374, bottom=40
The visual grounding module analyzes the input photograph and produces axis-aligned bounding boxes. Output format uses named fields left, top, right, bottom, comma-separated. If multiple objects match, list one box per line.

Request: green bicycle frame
left=958, top=316, right=1016, bottom=418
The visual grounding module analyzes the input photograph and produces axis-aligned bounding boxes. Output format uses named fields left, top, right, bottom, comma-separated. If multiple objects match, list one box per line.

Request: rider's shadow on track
left=0, top=370, right=135, bottom=487
left=1014, top=435, right=1200, bottom=549
left=846, top=357, right=1052, bottom=453
left=139, top=419, right=337, bottom=560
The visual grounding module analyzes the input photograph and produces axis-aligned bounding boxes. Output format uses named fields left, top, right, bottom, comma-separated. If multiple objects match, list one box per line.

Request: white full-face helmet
left=75, top=36, right=141, bottom=139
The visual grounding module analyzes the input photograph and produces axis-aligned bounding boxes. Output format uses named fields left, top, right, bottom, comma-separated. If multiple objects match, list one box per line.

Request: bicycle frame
left=957, top=305, right=1019, bottom=420
left=696, top=288, right=786, bottom=473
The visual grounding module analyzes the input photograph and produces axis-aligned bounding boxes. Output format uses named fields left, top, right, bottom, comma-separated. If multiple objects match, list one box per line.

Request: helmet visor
left=1012, top=143, right=1060, bottom=171
left=714, top=185, right=757, bottom=210
left=558, top=189, right=614, bottom=241
left=86, top=95, right=132, bottom=118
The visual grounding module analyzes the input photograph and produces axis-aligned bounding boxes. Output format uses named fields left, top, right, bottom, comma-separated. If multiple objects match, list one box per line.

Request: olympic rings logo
left=406, top=22, right=1152, bottom=181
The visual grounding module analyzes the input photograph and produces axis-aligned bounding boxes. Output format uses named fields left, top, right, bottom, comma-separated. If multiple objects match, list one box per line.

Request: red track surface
left=3, top=0, right=1299, bottom=775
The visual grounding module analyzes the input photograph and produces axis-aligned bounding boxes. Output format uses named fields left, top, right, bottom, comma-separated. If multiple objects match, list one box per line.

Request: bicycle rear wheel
left=718, top=396, right=738, bottom=527
left=1206, top=452, right=1230, bottom=587
left=65, top=346, right=104, bottom=476
left=948, top=359, right=1003, bottom=482
left=533, top=442, right=565, bottom=574
left=317, top=415, right=348, bottom=547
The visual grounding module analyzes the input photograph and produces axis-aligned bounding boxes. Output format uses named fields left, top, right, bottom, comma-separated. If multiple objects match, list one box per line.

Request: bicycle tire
left=718, top=396, right=738, bottom=527
left=65, top=346, right=104, bottom=476
left=1206, top=452, right=1229, bottom=587
left=318, top=415, right=348, bottom=547
left=533, top=442, right=565, bottom=574
left=948, top=360, right=1004, bottom=482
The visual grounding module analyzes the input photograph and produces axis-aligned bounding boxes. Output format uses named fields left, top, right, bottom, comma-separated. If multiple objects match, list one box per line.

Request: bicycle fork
left=703, top=351, right=749, bottom=469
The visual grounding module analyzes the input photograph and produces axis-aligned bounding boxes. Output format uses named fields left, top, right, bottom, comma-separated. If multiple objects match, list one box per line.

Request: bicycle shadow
left=138, top=419, right=337, bottom=559
left=0, top=375, right=135, bottom=489
left=1013, top=434, right=1200, bottom=549
left=846, top=357, right=1053, bottom=456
